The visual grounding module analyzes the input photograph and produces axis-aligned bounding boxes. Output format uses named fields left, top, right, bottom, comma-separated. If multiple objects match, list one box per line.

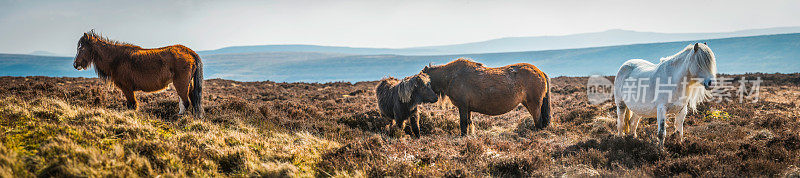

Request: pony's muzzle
left=425, top=96, right=438, bottom=103
left=703, top=79, right=714, bottom=90
left=73, top=62, right=80, bottom=70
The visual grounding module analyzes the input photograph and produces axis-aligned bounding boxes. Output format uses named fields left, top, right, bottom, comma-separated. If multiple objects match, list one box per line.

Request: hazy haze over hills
left=195, top=26, right=800, bottom=55
left=16, top=26, right=800, bottom=57
left=270, top=33, right=800, bottom=82
left=407, top=26, right=800, bottom=54
left=2, top=32, right=798, bottom=82
left=197, top=45, right=440, bottom=56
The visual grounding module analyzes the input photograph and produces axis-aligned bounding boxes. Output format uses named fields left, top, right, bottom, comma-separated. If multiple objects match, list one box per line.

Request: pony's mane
left=380, top=76, right=398, bottom=81
left=378, top=77, right=399, bottom=86
left=659, top=44, right=716, bottom=72
left=447, top=58, right=482, bottom=67
left=84, top=31, right=141, bottom=48
left=406, top=73, right=430, bottom=85
left=658, top=43, right=716, bottom=111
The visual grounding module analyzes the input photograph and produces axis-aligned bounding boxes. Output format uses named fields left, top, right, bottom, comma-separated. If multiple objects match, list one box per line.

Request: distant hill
left=202, top=52, right=351, bottom=81
left=272, top=33, right=800, bottom=82
left=198, top=26, right=800, bottom=55
left=197, top=44, right=444, bottom=56
left=0, top=54, right=92, bottom=78
left=408, top=26, right=800, bottom=54
left=0, top=52, right=350, bottom=82
left=2, top=33, right=799, bottom=82
left=28, top=51, right=67, bottom=57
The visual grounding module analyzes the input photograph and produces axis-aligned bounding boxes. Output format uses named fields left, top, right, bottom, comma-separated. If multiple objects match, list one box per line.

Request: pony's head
left=398, top=73, right=438, bottom=104
left=683, top=43, right=717, bottom=111
left=74, top=32, right=98, bottom=70
left=686, top=43, right=717, bottom=90
left=422, top=62, right=445, bottom=96
left=422, top=58, right=480, bottom=97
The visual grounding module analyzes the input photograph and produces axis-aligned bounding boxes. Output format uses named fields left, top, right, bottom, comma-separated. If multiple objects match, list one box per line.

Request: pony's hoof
left=126, top=104, right=138, bottom=110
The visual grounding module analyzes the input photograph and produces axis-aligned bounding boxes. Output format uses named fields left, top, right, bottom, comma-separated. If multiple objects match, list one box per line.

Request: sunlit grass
left=0, top=97, right=340, bottom=177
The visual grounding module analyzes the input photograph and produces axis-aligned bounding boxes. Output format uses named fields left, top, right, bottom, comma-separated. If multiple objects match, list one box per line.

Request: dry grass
left=0, top=73, right=798, bottom=177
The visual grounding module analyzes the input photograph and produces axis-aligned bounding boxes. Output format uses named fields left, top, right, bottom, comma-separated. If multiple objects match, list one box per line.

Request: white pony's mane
left=657, top=44, right=717, bottom=111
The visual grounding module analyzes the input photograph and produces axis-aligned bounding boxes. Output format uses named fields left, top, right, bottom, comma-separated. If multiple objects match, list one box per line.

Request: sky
left=1, top=0, right=799, bottom=55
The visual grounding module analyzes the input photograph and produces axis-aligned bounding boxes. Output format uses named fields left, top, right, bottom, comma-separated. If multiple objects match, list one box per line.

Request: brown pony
left=422, top=58, right=550, bottom=136
left=72, top=31, right=203, bottom=117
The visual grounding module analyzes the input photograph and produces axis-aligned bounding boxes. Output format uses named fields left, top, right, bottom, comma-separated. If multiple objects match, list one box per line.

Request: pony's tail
left=537, top=76, right=551, bottom=129
left=190, top=53, right=204, bottom=118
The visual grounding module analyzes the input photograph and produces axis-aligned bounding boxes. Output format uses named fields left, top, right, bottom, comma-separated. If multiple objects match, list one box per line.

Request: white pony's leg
left=656, top=104, right=667, bottom=146
left=178, top=99, right=185, bottom=115
left=629, top=113, right=641, bottom=138
left=675, top=107, right=688, bottom=143
left=615, top=103, right=626, bottom=136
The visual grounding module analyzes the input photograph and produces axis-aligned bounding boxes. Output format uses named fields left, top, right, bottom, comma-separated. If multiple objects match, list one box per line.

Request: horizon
left=2, top=0, right=800, bottom=55
left=5, top=27, right=800, bottom=57
left=3, top=32, right=797, bottom=83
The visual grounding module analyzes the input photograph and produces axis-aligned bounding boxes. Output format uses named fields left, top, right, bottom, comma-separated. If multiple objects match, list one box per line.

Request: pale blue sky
left=1, top=0, right=799, bottom=55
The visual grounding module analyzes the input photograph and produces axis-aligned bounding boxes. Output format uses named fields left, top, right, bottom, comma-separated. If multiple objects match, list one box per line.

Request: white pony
left=613, top=43, right=716, bottom=146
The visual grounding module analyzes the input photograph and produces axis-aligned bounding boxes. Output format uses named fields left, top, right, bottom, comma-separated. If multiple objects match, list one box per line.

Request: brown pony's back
left=449, top=61, right=546, bottom=115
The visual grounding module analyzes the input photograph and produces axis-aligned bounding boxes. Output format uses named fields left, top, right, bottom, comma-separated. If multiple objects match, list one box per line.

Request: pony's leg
left=410, top=111, right=421, bottom=138
left=469, top=121, right=476, bottom=135
left=399, top=119, right=408, bottom=136
left=121, top=89, right=137, bottom=110
left=392, top=110, right=408, bottom=136
left=615, top=103, right=627, bottom=136
left=656, top=104, right=667, bottom=146
left=629, top=112, right=641, bottom=138
left=458, top=107, right=472, bottom=136
left=114, top=80, right=137, bottom=110
left=522, top=99, right=543, bottom=129
left=389, top=117, right=407, bottom=137
left=178, top=99, right=185, bottom=115
left=173, top=77, right=191, bottom=115
left=674, top=107, right=688, bottom=144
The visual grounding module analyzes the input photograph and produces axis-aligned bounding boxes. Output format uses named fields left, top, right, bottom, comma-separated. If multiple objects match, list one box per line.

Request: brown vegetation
left=0, top=73, right=798, bottom=177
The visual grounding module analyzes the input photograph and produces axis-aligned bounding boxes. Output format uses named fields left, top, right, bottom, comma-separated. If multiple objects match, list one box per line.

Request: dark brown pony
left=73, top=31, right=203, bottom=117
left=422, top=58, right=550, bottom=136
left=375, top=73, right=438, bottom=138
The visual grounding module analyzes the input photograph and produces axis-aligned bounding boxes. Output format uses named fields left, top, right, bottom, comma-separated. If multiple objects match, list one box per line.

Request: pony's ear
left=693, top=43, right=700, bottom=53
left=703, top=42, right=707, bottom=45
left=398, top=78, right=416, bottom=103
